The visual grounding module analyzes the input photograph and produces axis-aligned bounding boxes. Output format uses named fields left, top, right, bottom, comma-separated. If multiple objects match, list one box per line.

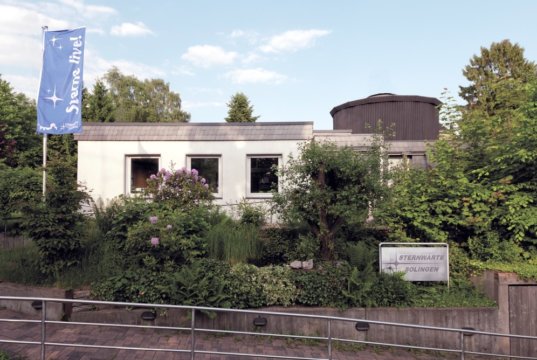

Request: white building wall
left=78, top=139, right=303, bottom=207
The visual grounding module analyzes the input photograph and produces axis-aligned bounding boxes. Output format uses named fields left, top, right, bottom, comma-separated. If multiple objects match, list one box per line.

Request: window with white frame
left=126, top=155, right=160, bottom=194
left=247, top=155, right=281, bottom=197
left=187, top=155, right=222, bottom=197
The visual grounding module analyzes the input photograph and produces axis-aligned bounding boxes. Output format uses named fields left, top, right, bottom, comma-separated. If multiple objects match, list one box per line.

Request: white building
left=75, top=122, right=324, bottom=210
left=75, top=94, right=439, bottom=211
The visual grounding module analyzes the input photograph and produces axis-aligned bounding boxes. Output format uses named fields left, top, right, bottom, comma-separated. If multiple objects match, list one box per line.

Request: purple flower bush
left=144, top=167, right=213, bottom=208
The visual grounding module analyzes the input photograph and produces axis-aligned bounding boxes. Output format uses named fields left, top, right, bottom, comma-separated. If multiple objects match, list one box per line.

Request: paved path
left=0, top=309, right=466, bottom=360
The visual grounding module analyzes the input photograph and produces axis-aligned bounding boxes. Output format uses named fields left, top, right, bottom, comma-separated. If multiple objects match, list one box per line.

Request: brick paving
left=0, top=309, right=465, bottom=360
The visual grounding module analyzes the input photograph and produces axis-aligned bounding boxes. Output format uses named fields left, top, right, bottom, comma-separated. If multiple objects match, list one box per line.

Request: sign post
left=379, top=243, right=449, bottom=286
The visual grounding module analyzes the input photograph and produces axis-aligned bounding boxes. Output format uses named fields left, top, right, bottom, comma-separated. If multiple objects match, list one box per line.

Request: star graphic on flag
left=50, top=36, right=61, bottom=47
left=45, top=86, right=63, bottom=108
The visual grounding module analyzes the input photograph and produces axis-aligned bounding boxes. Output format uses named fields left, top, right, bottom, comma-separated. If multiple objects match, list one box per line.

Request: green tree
left=458, top=40, right=537, bottom=179
left=27, top=160, right=90, bottom=275
left=225, top=92, right=259, bottom=122
left=84, top=80, right=115, bottom=122
left=273, top=140, right=386, bottom=260
left=382, top=41, right=537, bottom=260
left=459, top=40, right=537, bottom=115
left=0, top=76, right=40, bottom=167
left=104, top=67, right=190, bottom=122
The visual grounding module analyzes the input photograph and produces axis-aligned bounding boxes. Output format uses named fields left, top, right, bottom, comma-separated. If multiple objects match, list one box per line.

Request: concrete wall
left=71, top=305, right=500, bottom=355
left=0, top=282, right=72, bottom=321
left=78, top=139, right=301, bottom=207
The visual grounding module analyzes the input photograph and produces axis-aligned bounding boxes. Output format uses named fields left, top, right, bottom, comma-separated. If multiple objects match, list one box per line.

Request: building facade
left=75, top=94, right=440, bottom=208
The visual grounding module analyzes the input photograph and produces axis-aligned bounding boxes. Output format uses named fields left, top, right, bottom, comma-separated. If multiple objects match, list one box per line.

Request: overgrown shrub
left=256, top=226, right=303, bottom=265
left=161, top=259, right=232, bottom=311
left=292, top=263, right=349, bottom=307
left=124, top=206, right=210, bottom=270
left=227, top=264, right=297, bottom=308
left=237, top=200, right=265, bottom=226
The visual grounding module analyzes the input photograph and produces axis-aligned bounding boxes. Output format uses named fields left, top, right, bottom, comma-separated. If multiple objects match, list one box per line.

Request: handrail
left=1, top=296, right=536, bottom=360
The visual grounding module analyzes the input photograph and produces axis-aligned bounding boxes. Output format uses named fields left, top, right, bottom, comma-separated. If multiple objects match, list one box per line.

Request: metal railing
left=1, top=296, right=536, bottom=360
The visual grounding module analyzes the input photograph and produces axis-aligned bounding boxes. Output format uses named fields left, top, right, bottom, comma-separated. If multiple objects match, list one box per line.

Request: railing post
left=191, top=308, right=196, bottom=360
left=327, top=319, right=332, bottom=360
left=40, top=300, right=46, bottom=360
left=459, top=331, right=465, bottom=360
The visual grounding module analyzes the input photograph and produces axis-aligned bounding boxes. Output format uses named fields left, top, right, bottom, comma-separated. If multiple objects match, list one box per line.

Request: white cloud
left=57, top=0, right=116, bottom=18
left=83, top=49, right=166, bottom=89
left=260, top=29, right=331, bottom=53
left=229, top=29, right=259, bottom=44
left=242, top=53, right=262, bottom=64
left=0, top=4, right=70, bottom=37
left=110, top=22, right=153, bottom=37
left=0, top=33, right=41, bottom=67
left=225, top=68, right=287, bottom=85
left=171, top=65, right=195, bottom=77
left=87, top=28, right=106, bottom=35
left=182, top=45, right=237, bottom=68
left=3, top=73, right=40, bottom=99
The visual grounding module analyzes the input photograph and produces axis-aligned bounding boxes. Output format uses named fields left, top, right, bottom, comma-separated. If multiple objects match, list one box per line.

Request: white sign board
left=379, top=244, right=449, bottom=282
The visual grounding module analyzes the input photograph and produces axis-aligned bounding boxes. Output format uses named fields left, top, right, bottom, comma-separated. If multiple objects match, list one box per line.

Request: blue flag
left=37, top=28, right=86, bottom=134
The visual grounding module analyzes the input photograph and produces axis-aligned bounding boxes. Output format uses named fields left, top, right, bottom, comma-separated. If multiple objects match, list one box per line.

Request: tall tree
left=459, top=40, right=537, bottom=116
left=273, top=140, right=386, bottom=260
left=84, top=80, right=115, bottom=122
left=103, top=67, right=190, bottom=122
left=382, top=41, right=537, bottom=260
left=0, top=76, right=40, bottom=167
left=225, top=92, right=259, bottom=122
left=458, top=40, right=537, bottom=180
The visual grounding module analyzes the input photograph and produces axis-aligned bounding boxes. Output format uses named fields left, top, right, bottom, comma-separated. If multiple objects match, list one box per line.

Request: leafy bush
left=228, top=263, right=266, bottom=308
left=92, top=259, right=232, bottom=309
left=237, top=200, right=265, bottom=226
left=205, top=219, right=262, bottom=264
left=289, top=235, right=318, bottom=261
left=292, top=263, right=349, bottom=307
left=0, top=165, right=41, bottom=221
left=124, top=207, right=210, bottom=270
left=227, top=264, right=297, bottom=308
left=256, top=226, right=303, bottom=265
left=372, top=272, right=416, bottom=307
left=161, top=259, right=232, bottom=311
left=91, top=268, right=170, bottom=304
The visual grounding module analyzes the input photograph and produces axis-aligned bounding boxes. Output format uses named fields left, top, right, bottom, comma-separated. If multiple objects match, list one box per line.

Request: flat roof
left=74, top=122, right=314, bottom=141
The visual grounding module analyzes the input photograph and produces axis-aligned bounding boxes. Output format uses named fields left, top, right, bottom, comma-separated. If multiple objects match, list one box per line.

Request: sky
left=1, top=0, right=537, bottom=130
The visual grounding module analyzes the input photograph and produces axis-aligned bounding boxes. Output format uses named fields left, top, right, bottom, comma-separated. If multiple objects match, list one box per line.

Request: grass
left=205, top=219, right=262, bottom=264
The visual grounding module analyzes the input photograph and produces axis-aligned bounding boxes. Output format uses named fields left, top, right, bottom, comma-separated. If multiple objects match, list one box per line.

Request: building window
left=247, top=155, right=280, bottom=197
left=187, top=156, right=221, bottom=197
left=388, top=154, right=412, bottom=170
left=127, top=156, right=160, bottom=194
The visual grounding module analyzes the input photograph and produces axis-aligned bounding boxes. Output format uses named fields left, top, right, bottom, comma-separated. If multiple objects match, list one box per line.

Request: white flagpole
left=41, top=25, right=48, bottom=199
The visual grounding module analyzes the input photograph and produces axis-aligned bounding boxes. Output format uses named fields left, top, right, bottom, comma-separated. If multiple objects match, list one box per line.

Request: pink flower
left=150, top=237, right=159, bottom=247
left=166, top=224, right=173, bottom=230
left=191, top=169, right=199, bottom=176
left=149, top=216, right=158, bottom=224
